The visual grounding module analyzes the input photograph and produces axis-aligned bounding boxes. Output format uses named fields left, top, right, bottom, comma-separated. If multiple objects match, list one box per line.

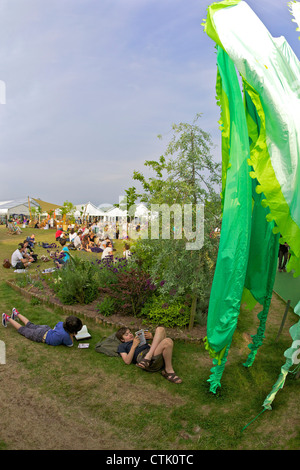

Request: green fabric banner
left=204, top=46, right=252, bottom=366
left=263, top=300, right=300, bottom=410
left=203, top=0, right=300, bottom=391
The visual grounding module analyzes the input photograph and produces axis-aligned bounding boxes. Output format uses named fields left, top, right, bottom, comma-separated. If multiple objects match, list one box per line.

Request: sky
left=0, top=0, right=298, bottom=207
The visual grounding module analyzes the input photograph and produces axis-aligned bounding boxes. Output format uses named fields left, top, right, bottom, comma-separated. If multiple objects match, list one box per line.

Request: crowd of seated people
left=52, top=224, right=118, bottom=261
left=7, top=220, right=134, bottom=271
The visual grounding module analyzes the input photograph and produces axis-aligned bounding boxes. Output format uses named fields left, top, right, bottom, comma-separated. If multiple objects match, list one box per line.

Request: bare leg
left=154, top=338, right=175, bottom=374
left=143, top=327, right=166, bottom=360
left=141, top=327, right=182, bottom=382
left=7, top=313, right=29, bottom=331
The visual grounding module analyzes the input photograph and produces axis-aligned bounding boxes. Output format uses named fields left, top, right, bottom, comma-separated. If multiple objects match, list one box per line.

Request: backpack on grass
left=95, top=332, right=121, bottom=357
left=3, top=259, right=11, bottom=269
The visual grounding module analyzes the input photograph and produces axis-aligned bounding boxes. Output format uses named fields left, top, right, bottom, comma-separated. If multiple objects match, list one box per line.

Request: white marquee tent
left=102, top=203, right=154, bottom=222
left=0, top=198, right=40, bottom=217
left=134, top=203, right=150, bottom=218
left=104, top=206, right=127, bottom=221
left=73, top=202, right=106, bottom=218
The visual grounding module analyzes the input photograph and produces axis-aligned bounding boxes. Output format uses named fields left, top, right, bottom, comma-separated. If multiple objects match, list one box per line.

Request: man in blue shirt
left=2, top=308, right=82, bottom=347
left=44, top=321, right=75, bottom=346
left=116, top=326, right=182, bottom=384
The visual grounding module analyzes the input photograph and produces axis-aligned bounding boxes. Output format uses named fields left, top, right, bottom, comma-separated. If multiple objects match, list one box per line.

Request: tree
left=128, top=115, right=222, bottom=329
left=115, top=186, right=141, bottom=221
left=133, top=114, right=221, bottom=207
left=60, top=200, right=76, bottom=225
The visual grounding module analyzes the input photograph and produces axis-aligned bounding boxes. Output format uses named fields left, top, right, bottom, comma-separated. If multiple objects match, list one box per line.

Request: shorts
left=18, top=321, right=51, bottom=343
left=136, top=349, right=164, bottom=372
left=14, top=261, right=24, bottom=269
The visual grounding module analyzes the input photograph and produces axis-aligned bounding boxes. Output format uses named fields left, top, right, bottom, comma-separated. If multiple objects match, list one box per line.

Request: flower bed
left=6, top=275, right=206, bottom=343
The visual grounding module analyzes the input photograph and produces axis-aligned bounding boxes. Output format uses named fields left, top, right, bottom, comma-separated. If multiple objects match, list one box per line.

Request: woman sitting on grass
left=101, top=240, right=114, bottom=260
left=55, top=238, right=70, bottom=269
left=80, top=234, right=92, bottom=252
left=2, top=309, right=82, bottom=347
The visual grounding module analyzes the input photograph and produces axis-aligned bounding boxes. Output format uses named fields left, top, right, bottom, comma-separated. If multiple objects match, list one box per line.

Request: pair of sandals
left=137, top=357, right=182, bottom=384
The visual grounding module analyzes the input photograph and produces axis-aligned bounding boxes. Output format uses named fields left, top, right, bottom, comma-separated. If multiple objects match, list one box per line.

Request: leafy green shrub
left=139, top=295, right=190, bottom=328
left=15, top=276, right=29, bottom=288
left=132, top=237, right=217, bottom=327
left=97, top=296, right=117, bottom=317
left=30, top=296, right=41, bottom=306
left=52, top=257, right=100, bottom=304
left=97, top=260, right=119, bottom=287
left=49, top=255, right=136, bottom=306
left=15, top=271, right=33, bottom=288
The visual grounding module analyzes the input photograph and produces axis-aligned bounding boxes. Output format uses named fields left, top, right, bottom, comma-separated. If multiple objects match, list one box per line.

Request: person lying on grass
left=116, top=326, right=182, bottom=384
left=2, top=309, right=82, bottom=347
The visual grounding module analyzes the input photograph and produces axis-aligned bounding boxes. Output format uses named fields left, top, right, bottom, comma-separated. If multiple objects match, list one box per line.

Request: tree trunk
left=189, top=294, right=197, bottom=330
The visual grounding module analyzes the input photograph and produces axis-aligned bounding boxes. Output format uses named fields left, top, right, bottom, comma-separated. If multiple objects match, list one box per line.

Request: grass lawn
left=0, top=225, right=299, bottom=450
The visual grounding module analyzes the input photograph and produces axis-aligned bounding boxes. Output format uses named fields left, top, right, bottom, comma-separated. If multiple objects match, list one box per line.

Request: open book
left=75, top=325, right=91, bottom=341
left=135, top=329, right=148, bottom=346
